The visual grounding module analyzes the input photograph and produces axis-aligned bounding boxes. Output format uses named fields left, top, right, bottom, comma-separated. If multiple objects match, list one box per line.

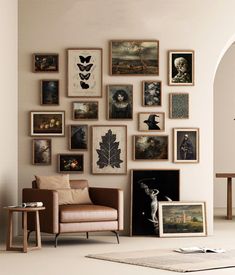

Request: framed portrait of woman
left=107, top=84, right=133, bottom=120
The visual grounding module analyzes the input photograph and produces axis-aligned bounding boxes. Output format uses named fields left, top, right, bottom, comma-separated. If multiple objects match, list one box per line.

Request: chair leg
left=86, top=232, right=89, bottom=239
left=111, top=231, right=119, bottom=244
left=27, top=230, right=33, bottom=242
left=54, top=233, right=60, bottom=248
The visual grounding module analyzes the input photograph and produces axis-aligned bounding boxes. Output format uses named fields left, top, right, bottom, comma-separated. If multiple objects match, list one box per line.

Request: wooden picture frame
left=110, top=40, right=159, bottom=76
left=67, top=48, right=102, bottom=97
left=41, top=80, right=59, bottom=105
left=58, top=154, right=84, bottom=173
left=158, top=201, right=207, bottom=237
left=168, top=50, right=194, bottom=86
left=69, top=124, right=88, bottom=150
left=130, top=169, right=180, bottom=236
left=138, top=112, right=165, bottom=132
left=133, top=135, right=168, bottom=161
left=30, top=111, right=65, bottom=136
left=32, top=139, right=51, bottom=165
left=173, top=128, right=199, bottom=163
left=169, top=93, right=189, bottom=119
left=91, top=125, right=127, bottom=174
left=33, top=53, right=59, bottom=72
left=107, top=84, right=133, bottom=120
left=142, top=80, right=162, bottom=107
left=72, top=101, right=98, bottom=120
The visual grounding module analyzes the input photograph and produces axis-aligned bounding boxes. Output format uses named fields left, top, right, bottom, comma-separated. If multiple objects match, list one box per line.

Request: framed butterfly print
left=67, top=48, right=103, bottom=97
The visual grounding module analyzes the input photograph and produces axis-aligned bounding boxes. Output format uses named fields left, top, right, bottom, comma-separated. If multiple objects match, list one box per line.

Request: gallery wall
left=214, top=44, right=235, bottom=207
left=18, top=0, right=235, bottom=235
left=0, top=0, right=18, bottom=240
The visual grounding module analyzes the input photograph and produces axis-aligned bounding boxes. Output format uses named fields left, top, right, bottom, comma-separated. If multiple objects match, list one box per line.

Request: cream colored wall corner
left=18, top=0, right=235, bottom=236
left=0, top=0, right=18, bottom=240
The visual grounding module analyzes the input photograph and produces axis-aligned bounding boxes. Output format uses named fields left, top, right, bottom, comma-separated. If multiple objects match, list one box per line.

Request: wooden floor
left=1, top=209, right=235, bottom=275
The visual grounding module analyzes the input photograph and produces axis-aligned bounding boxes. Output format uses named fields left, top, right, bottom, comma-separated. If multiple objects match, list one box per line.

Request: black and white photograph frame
left=107, top=84, right=133, bottom=120
left=58, top=154, right=84, bottom=173
left=69, top=124, right=88, bottom=150
left=173, top=128, right=199, bottom=163
left=67, top=48, right=102, bottom=97
left=72, top=101, right=98, bottom=120
left=41, top=80, right=59, bottom=105
left=30, top=111, right=65, bottom=137
left=142, top=80, right=162, bottom=107
left=158, top=201, right=207, bottom=237
left=138, top=112, right=165, bottom=132
left=169, top=93, right=189, bottom=119
left=130, top=169, right=180, bottom=236
left=91, top=125, right=127, bottom=175
left=33, top=53, right=59, bottom=72
left=168, top=50, right=194, bottom=86
left=32, top=139, right=52, bottom=165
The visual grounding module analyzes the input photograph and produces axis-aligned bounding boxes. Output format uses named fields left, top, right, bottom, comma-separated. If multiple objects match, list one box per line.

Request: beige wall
left=18, top=0, right=235, bottom=235
left=0, top=0, right=18, bottom=239
left=214, top=44, right=235, bottom=207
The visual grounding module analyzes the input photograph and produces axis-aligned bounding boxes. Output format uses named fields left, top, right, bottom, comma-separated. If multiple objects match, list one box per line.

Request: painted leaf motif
left=96, top=129, right=123, bottom=169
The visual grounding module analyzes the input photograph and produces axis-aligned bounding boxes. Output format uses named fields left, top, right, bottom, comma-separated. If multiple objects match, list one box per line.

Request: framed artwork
left=133, top=135, right=168, bottom=161
left=168, top=50, right=194, bottom=86
left=33, top=53, right=59, bottom=72
left=91, top=125, right=127, bottom=174
left=107, top=84, right=133, bottom=120
left=72, top=101, right=98, bottom=120
left=158, top=202, right=207, bottom=237
left=58, top=154, right=84, bottom=173
left=142, top=80, right=162, bottom=107
left=110, top=40, right=159, bottom=75
left=32, top=139, right=51, bottom=165
left=69, top=124, right=88, bottom=150
left=173, top=128, right=199, bottom=163
left=67, top=48, right=102, bottom=97
left=30, top=111, right=65, bottom=136
left=138, top=112, right=165, bottom=132
left=41, top=80, right=59, bottom=105
left=169, top=93, right=189, bottom=119
left=131, top=169, right=180, bottom=236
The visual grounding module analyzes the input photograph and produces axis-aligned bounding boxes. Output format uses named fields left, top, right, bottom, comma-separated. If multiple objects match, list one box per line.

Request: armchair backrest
left=32, top=179, right=89, bottom=189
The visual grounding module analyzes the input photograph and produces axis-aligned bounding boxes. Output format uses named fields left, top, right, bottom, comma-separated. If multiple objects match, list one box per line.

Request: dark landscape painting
left=69, top=125, right=88, bottom=150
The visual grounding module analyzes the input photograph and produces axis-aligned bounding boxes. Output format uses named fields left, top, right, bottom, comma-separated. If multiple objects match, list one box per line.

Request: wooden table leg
left=35, top=211, right=41, bottom=248
left=23, top=211, right=28, bottom=253
left=6, top=211, right=13, bottom=251
left=227, top=177, right=232, bottom=220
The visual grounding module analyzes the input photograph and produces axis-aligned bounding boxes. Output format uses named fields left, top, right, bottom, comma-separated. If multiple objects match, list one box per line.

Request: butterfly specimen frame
left=91, top=125, right=127, bottom=174
left=67, top=48, right=103, bottom=97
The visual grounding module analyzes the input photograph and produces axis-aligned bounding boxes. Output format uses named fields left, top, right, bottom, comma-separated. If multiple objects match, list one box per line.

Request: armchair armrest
left=89, top=187, right=124, bottom=230
left=22, top=188, right=59, bottom=234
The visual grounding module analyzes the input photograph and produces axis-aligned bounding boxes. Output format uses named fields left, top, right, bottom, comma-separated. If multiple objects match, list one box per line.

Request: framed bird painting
left=138, top=112, right=165, bottom=132
left=67, top=48, right=103, bottom=97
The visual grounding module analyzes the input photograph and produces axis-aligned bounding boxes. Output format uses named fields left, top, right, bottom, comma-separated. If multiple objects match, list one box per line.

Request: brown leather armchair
left=22, top=179, right=124, bottom=247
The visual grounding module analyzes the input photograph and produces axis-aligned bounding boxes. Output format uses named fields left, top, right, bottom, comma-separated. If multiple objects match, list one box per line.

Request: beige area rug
left=86, top=249, right=235, bottom=273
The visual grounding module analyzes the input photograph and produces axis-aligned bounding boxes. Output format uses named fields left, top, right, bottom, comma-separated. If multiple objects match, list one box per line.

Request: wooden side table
left=4, top=206, right=45, bottom=253
left=215, top=173, right=235, bottom=220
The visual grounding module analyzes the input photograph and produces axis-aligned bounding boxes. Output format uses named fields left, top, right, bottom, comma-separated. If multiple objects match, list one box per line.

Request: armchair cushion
left=35, top=174, right=70, bottom=190
left=57, top=188, right=93, bottom=205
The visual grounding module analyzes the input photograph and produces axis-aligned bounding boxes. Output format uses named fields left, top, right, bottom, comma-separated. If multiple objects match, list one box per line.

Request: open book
left=174, top=247, right=225, bottom=254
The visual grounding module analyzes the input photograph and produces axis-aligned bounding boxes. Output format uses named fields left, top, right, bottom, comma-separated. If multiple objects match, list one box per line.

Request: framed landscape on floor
left=168, top=50, right=194, bottom=86
left=33, top=53, right=59, bottom=72
left=41, top=80, right=59, bottom=105
left=69, top=124, right=88, bottom=150
left=110, top=40, right=159, bottom=75
left=158, top=201, right=206, bottom=237
left=173, top=128, right=199, bottom=163
left=107, top=84, right=133, bottom=120
left=72, top=101, right=98, bottom=120
left=138, top=112, right=165, bottom=132
left=32, top=139, right=51, bottom=165
left=133, top=135, right=168, bottom=160
left=169, top=93, right=189, bottom=119
left=142, top=80, right=162, bottom=107
left=67, top=48, right=102, bottom=97
left=58, top=154, right=84, bottom=173
left=131, top=169, right=180, bottom=236
left=30, top=111, right=65, bottom=136
left=91, top=125, right=127, bottom=174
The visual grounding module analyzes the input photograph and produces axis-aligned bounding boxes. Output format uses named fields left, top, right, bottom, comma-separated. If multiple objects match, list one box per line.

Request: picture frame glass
left=138, top=112, right=165, bottom=131
left=33, top=139, right=51, bottom=165
left=58, top=154, right=84, bottom=173
left=143, top=81, right=161, bottom=106
left=67, top=48, right=102, bottom=97
left=72, top=102, right=98, bottom=120
left=34, top=54, right=59, bottom=72
left=69, top=125, right=88, bottom=150
left=41, top=80, right=59, bottom=105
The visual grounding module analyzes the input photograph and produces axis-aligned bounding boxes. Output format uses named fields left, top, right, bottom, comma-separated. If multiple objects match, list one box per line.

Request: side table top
left=4, top=206, right=45, bottom=212
left=216, top=173, right=235, bottom=178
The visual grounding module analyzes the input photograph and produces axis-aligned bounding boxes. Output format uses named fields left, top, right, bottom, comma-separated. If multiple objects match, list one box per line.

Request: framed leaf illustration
left=91, top=125, right=127, bottom=174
